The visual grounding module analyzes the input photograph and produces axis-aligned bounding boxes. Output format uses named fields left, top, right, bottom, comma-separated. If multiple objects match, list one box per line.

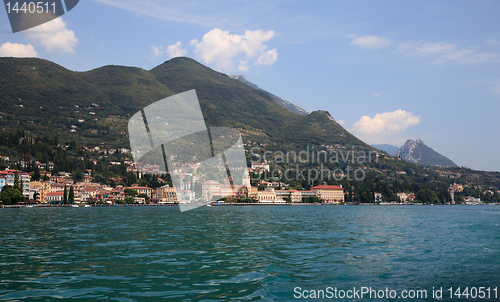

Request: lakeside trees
left=63, top=185, right=67, bottom=204
left=69, top=185, right=74, bottom=203
left=0, top=185, right=24, bottom=205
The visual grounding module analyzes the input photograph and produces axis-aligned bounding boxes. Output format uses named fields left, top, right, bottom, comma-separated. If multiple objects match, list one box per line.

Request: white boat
left=71, top=205, right=79, bottom=208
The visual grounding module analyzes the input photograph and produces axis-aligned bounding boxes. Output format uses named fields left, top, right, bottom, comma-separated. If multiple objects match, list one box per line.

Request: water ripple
left=0, top=206, right=499, bottom=301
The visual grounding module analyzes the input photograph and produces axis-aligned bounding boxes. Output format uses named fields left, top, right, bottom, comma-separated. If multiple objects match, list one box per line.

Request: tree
left=19, top=177, right=24, bottom=196
left=310, top=196, right=321, bottom=203
left=284, top=192, right=292, bottom=203
left=124, top=189, right=138, bottom=197
left=126, top=172, right=137, bottom=186
left=416, top=188, right=440, bottom=204
left=224, top=196, right=237, bottom=203
left=243, top=197, right=253, bottom=203
left=93, top=174, right=106, bottom=184
left=0, top=185, right=24, bottom=205
left=138, top=193, right=150, bottom=203
left=72, top=170, right=83, bottom=183
left=33, top=192, right=39, bottom=202
left=302, top=196, right=320, bottom=203
left=63, top=185, right=67, bottom=204
left=33, top=167, right=41, bottom=181
left=69, top=185, right=75, bottom=203
left=116, top=198, right=127, bottom=205
left=13, top=171, right=20, bottom=191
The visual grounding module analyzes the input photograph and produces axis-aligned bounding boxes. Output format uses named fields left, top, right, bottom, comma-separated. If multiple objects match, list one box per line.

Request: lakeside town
left=0, top=128, right=498, bottom=207
left=0, top=154, right=493, bottom=206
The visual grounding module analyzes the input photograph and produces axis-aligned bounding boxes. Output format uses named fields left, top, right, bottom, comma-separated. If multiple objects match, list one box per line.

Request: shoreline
left=2, top=202, right=498, bottom=208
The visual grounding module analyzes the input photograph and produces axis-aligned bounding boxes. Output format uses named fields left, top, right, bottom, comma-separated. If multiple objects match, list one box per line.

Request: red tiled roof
left=0, top=169, right=30, bottom=176
left=127, top=186, right=152, bottom=190
left=47, top=192, right=64, bottom=196
left=310, top=185, right=343, bottom=190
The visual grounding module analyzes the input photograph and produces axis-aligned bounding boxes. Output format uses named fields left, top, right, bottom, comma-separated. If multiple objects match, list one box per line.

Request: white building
left=0, top=169, right=31, bottom=197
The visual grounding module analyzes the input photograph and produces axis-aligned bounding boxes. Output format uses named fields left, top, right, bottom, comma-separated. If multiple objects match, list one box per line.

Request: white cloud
left=150, top=45, right=164, bottom=60
left=350, top=35, right=391, bottom=49
left=255, top=48, right=278, bottom=66
left=0, top=42, right=38, bottom=57
left=478, top=79, right=500, bottom=95
left=371, top=92, right=383, bottom=97
left=25, top=17, right=77, bottom=54
left=397, top=41, right=500, bottom=64
left=351, top=110, right=421, bottom=144
left=94, top=0, right=220, bottom=27
left=337, top=119, right=345, bottom=125
left=238, top=60, right=249, bottom=71
left=166, top=41, right=187, bottom=59
left=486, top=39, right=500, bottom=45
left=192, top=28, right=278, bottom=72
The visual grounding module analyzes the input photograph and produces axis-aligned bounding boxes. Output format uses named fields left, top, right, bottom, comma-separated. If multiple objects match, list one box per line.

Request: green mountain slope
left=150, top=58, right=360, bottom=148
left=230, top=74, right=309, bottom=115
left=80, top=65, right=175, bottom=115
left=0, top=57, right=367, bottom=150
left=150, top=58, right=295, bottom=139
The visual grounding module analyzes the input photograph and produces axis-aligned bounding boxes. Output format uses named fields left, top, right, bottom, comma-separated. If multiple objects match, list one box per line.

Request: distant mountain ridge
left=396, top=139, right=457, bottom=167
left=0, top=57, right=363, bottom=150
left=230, top=75, right=309, bottom=116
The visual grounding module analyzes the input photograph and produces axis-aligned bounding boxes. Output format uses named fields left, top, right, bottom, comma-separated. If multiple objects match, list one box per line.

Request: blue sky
left=1, top=0, right=500, bottom=171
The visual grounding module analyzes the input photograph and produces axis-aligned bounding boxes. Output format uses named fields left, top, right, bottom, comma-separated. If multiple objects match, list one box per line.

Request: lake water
left=0, top=205, right=499, bottom=301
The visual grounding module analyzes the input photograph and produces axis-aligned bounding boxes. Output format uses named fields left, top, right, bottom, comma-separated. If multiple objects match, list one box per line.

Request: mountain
left=3, top=57, right=500, bottom=200
left=0, top=57, right=363, bottom=150
left=230, top=75, right=309, bottom=116
left=396, top=139, right=457, bottom=167
left=371, top=144, right=399, bottom=156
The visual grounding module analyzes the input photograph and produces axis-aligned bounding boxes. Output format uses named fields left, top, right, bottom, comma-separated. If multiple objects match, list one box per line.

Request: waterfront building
left=397, top=192, right=408, bottom=202
left=125, top=186, right=154, bottom=198
left=257, top=188, right=277, bottom=202
left=46, top=192, right=64, bottom=203
left=202, top=180, right=248, bottom=201
left=0, top=169, right=31, bottom=197
left=310, top=185, right=345, bottom=203
left=30, top=181, right=52, bottom=203
left=154, top=185, right=178, bottom=203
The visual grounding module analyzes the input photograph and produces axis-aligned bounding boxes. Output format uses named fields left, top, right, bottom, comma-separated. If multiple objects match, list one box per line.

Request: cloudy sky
left=1, top=0, right=499, bottom=171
